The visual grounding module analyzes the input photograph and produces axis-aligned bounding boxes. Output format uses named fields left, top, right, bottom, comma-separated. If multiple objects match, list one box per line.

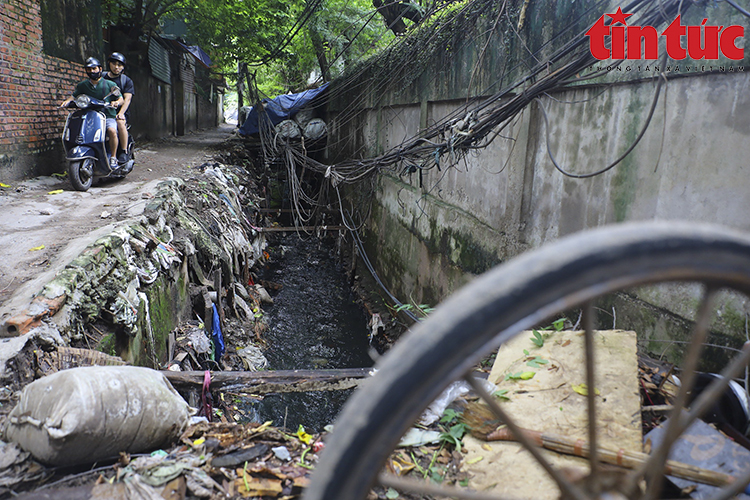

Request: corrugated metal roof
left=148, top=38, right=171, bottom=84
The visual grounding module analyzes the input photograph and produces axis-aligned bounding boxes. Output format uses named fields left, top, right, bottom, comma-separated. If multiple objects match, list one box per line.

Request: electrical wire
left=538, top=55, right=669, bottom=179
left=725, top=0, right=750, bottom=18
left=342, top=209, right=421, bottom=323
left=250, top=0, right=696, bottom=237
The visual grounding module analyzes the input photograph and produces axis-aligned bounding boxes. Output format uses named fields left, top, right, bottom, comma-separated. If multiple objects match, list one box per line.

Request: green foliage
left=504, top=371, right=535, bottom=381
left=438, top=408, right=467, bottom=452
left=170, top=0, right=390, bottom=94
left=494, top=388, right=510, bottom=400
left=525, top=355, right=548, bottom=369
left=393, top=302, right=435, bottom=318
left=530, top=329, right=545, bottom=347
left=175, top=0, right=298, bottom=70
left=529, top=317, right=568, bottom=347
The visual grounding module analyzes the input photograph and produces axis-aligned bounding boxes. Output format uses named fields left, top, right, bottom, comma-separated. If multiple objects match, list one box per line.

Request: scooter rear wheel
left=69, top=159, right=94, bottom=191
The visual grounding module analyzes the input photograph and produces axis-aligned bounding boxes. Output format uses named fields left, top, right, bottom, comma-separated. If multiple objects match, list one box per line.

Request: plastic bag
left=303, top=118, right=327, bottom=140
left=419, top=379, right=498, bottom=426
left=211, top=304, right=225, bottom=360
left=4, top=366, right=190, bottom=466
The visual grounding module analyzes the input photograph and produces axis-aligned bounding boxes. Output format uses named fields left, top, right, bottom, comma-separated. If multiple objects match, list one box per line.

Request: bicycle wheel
left=304, top=221, right=750, bottom=500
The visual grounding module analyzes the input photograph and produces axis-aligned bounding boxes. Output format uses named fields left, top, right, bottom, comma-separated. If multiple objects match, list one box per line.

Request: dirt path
left=0, top=124, right=237, bottom=325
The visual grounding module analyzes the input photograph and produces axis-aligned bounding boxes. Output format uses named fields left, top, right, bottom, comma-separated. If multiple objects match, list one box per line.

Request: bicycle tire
left=304, top=221, right=750, bottom=500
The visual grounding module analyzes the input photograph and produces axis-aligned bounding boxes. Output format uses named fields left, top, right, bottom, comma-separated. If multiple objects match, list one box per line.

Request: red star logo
left=606, top=7, right=632, bottom=25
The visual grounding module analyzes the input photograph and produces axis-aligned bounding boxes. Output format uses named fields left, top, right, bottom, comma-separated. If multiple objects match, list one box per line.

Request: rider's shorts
left=106, top=118, right=117, bottom=131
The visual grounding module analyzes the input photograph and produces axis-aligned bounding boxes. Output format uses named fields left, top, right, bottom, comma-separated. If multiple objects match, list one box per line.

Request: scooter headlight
left=74, top=95, right=91, bottom=108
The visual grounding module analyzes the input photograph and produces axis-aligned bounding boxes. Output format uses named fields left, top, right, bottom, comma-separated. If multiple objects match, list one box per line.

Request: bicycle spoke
left=465, top=374, right=589, bottom=500
left=627, top=287, right=717, bottom=500
left=378, top=472, right=518, bottom=500
left=583, top=302, right=600, bottom=493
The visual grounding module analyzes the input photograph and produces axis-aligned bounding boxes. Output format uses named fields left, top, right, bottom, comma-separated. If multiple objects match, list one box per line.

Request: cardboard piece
left=462, top=330, right=641, bottom=499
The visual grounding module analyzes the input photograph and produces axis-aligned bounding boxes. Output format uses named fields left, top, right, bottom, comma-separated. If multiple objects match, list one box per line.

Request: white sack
left=4, top=366, right=190, bottom=466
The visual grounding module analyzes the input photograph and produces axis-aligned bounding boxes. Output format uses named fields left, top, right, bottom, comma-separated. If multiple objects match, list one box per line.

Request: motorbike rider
left=61, top=57, right=123, bottom=168
left=104, top=52, right=134, bottom=163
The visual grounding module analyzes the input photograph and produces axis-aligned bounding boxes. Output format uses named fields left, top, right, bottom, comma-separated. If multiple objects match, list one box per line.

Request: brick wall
left=0, top=0, right=85, bottom=181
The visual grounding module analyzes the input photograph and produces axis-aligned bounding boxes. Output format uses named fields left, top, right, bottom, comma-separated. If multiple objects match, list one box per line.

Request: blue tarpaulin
left=179, top=42, right=212, bottom=68
left=239, top=83, right=329, bottom=136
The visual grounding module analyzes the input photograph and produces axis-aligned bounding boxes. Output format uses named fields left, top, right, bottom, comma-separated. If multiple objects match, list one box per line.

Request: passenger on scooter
left=60, top=57, right=123, bottom=168
left=104, top=52, right=134, bottom=163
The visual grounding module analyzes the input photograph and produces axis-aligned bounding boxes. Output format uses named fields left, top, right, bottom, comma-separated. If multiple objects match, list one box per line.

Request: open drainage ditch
left=240, top=233, right=374, bottom=432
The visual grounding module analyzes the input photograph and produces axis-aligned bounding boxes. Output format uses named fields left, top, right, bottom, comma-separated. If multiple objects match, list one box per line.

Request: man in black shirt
left=104, top=52, right=135, bottom=162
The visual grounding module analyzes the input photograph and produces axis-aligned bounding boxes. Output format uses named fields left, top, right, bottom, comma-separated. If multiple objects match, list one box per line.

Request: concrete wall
left=329, top=0, right=750, bottom=357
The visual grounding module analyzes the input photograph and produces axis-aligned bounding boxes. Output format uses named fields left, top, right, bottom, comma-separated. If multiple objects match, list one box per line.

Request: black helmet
left=108, top=52, right=126, bottom=65
left=85, top=57, right=101, bottom=68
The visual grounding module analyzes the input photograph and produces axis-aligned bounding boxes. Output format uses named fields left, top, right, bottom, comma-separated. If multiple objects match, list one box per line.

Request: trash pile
left=0, top=386, right=327, bottom=499
left=0, top=157, right=276, bottom=386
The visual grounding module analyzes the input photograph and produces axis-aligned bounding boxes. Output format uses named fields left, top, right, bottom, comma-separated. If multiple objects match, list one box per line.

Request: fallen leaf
left=571, top=383, right=600, bottom=396
left=28, top=245, right=45, bottom=252
left=481, top=444, right=492, bottom=451
left=296, top=424, right=314, bottom=445
left=466, top=456, right=484, bottom=465
left=520, top=371, right=535, bottom=380
left=0, top=183, right=10, bottom=188
left=389, top=455, right=415, bottom=476
left=47, top=189, right=64, bottom=195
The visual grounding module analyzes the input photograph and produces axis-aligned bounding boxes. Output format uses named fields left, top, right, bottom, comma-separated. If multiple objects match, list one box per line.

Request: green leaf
left=494, top=389, right=510, bottom=400
left=430, top=469, right=444, bottom=483
left=440, top=408, right=459, bottom=424
left=394, top=303, right=414, bottom=313
left=386, top=488, right=399, bottom=499
left=526, top=356, right=549, bottom=368
left=448, top=423, right=466, bottom=440
left=530, top=330, right=544, bottom=347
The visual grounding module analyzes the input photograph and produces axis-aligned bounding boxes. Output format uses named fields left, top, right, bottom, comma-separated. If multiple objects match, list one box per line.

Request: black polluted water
left=243, top=233, right=374, bottom=432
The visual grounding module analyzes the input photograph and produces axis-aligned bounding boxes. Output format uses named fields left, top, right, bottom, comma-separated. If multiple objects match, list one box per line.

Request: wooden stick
left=486, top=426, right=739, bottom=490
left=163, top=368, right=373, bottom=394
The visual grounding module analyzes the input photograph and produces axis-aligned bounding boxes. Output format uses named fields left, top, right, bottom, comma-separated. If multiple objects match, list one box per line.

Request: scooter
left=62, top=90, right=135, bottom=191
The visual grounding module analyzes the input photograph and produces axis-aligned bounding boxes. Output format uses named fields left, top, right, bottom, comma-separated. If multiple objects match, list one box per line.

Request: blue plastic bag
left=211, top=304, right=225, bottom=360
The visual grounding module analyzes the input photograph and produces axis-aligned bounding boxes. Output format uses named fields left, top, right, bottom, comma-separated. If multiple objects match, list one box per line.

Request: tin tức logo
left=585, top=7, right=745, bottom=61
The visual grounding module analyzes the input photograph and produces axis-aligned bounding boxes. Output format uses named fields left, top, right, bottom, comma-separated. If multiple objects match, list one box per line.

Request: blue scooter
left=62, top=90, right=135, bottom=191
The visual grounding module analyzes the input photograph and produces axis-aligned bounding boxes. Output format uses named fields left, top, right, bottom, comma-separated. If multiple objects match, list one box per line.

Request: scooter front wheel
left=68, top=159, right=94, bottom=191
